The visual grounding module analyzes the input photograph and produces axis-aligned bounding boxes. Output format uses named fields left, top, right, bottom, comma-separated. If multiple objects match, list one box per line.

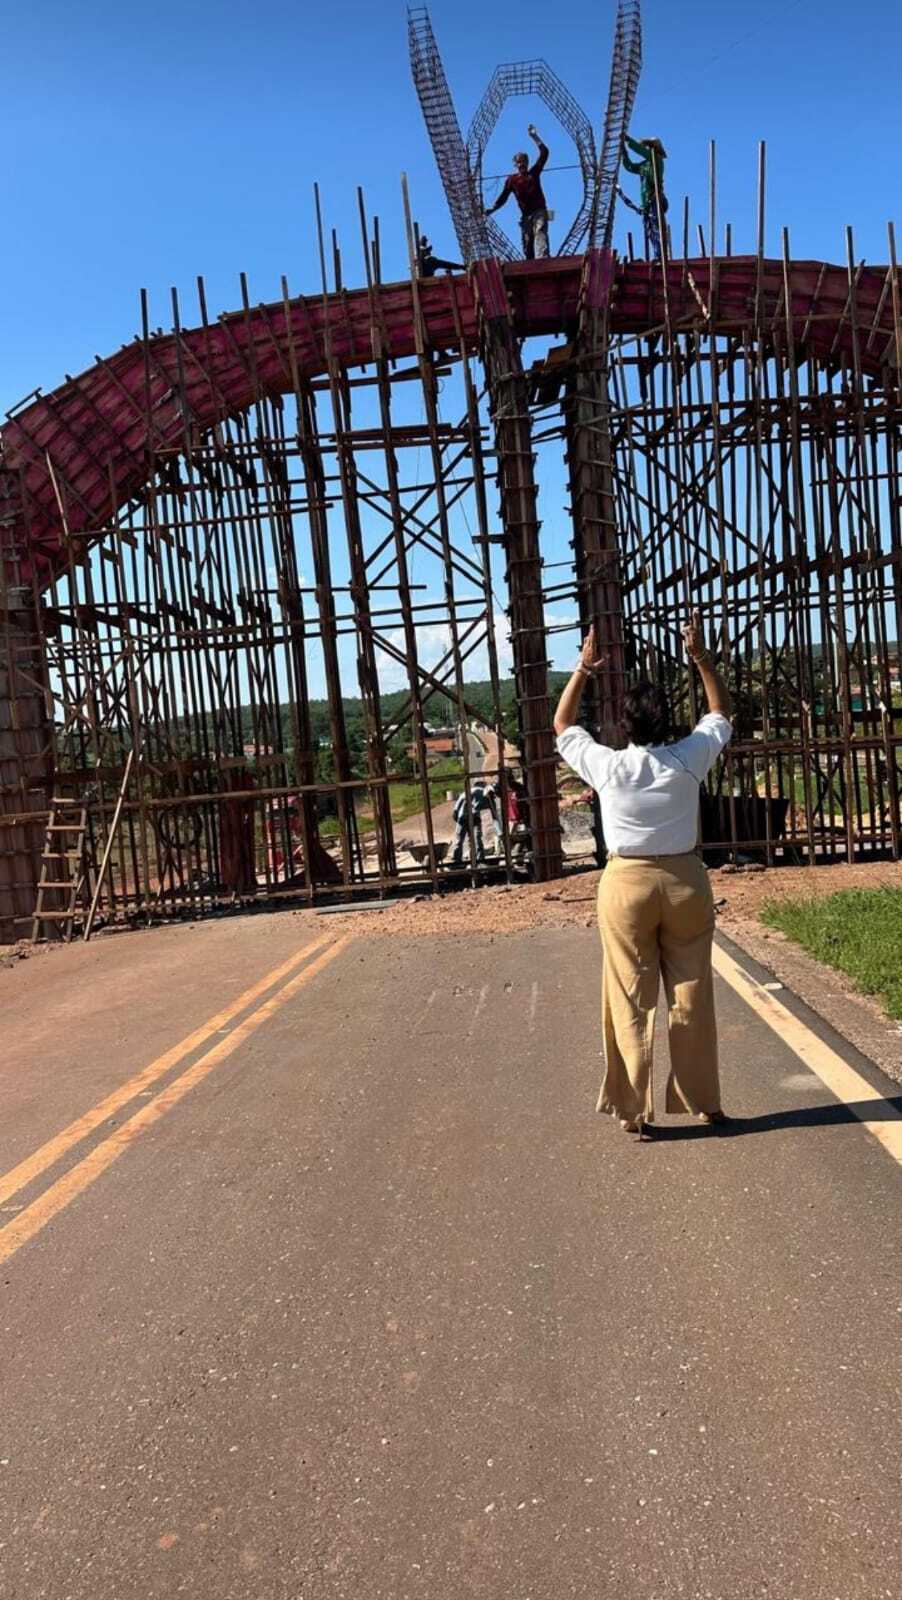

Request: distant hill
left=240, top=674, right=571, bottom=753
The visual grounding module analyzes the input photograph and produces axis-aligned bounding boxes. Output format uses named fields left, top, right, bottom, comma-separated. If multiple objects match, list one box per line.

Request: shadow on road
left=648, top=1096, right=902, bottom=1140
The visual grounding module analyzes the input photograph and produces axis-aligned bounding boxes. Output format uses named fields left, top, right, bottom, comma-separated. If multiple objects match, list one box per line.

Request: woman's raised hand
left=681, top=610, right=709, bottom=663
left=579, top=624, right=607, bottom=675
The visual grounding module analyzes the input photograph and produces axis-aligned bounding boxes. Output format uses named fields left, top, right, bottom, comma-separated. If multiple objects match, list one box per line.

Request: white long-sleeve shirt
left=556, top=713, right=732, bottom=856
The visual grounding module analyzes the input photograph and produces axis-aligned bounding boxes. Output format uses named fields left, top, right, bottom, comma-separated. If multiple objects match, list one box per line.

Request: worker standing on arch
left=620, top=134, right=669, bottom=258
left=484, top=124, right=551, bottom=260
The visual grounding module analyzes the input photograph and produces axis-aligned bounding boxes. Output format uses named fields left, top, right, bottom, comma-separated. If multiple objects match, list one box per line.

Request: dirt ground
left=6, top=859, right=902, bottom=969
left=356, top=857, right=902, bottom=940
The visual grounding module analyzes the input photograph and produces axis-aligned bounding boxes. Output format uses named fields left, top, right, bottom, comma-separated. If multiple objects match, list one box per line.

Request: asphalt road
left=467, top=728, right=488, bottom=773
left=1, top=918, right=901, bottom=1599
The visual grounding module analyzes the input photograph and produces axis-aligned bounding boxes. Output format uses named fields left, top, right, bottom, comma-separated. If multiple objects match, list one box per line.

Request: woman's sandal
left=620, top=1117, right=654, bottom=1141
left=699, top=1110, right=731, bottom=1132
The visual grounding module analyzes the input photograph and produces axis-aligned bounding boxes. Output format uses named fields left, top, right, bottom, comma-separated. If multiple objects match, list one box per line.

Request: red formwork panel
left=2, top=254, right=893, bottom=587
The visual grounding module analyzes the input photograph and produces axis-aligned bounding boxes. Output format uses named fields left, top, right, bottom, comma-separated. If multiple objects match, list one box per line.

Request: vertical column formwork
left=565, top=250, right=627, bottom=747
left=474, top=261, right=563, bottom=881
left=0, top=484, right=52, bottom=942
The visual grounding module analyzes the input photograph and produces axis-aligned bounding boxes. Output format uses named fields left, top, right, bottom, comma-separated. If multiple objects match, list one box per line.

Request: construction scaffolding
left=606, top=237, right=902, bottom=865
left=0, top=240, right=517, bottom=936
left=2, top=139, right=902, bottom=940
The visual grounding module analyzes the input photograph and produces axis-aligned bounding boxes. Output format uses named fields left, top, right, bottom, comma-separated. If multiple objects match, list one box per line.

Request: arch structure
left=2, top=249, right=902, bottom=941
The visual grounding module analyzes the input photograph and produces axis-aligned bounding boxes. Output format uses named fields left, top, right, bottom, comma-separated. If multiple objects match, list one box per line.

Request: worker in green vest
left=621, top=135, right=668, bottom=258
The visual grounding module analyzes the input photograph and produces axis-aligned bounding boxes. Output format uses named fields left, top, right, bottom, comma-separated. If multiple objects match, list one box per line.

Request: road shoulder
left=718, top=913, right=902, bottom=1088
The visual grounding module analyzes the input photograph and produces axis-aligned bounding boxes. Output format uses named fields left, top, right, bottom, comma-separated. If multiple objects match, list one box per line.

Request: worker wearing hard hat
left=621, top=134, right=669, bottom=257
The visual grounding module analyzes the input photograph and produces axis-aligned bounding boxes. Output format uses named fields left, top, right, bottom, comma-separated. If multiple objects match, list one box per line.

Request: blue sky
left=3, top=0, right=899, bottom=412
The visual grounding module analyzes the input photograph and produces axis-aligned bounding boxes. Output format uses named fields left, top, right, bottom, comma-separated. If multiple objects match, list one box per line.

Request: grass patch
left=318, top=768, right=465, bottom=837
left=760, top=888, right=902, bottom=1020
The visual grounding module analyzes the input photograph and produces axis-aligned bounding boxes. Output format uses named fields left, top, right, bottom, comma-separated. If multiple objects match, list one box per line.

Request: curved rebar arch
left=466, top=60, right=598, bottom=258
left=408, top=6, right=513, bottom=263
left=592, top=0, right=642, bottom=250
left=409, top=2, right=644, bottom=261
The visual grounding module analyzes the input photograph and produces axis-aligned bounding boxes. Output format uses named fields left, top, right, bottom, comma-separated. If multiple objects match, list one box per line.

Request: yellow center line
left=0, top=935, right=351, bottom=1267
left=712, top=940, right=902, bottom=1168
left=0, top=931, right=335, bottom=1209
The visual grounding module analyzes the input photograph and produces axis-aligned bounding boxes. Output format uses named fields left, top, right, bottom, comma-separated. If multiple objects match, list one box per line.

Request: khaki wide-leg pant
left=596, top=852, right=722, bottom=1122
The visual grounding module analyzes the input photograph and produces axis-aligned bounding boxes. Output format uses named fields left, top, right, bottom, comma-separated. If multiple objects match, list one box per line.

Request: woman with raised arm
left=553, top=613, right=733, bottom=1140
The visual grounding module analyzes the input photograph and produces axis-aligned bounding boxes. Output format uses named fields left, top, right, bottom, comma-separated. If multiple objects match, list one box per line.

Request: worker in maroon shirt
left=484, top=124, right=550, bottom=260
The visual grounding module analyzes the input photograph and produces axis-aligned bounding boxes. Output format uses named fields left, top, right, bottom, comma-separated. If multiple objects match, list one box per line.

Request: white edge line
left=712, top=939, right=902, bottom=1169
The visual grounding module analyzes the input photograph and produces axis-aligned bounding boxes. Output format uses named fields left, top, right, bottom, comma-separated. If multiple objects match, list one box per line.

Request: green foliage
left=384, top=718, right=415, bottom=779
left=328, top=774, right=457, bottom=838
left=760, top=889, right=902, bottom=1020
left=238, top=676, right=571, bottom=779
left=387, top=737, right=416, bottom=779
left=427, top=755, right=465, bottom=782
left=385, top=777, right=454, bottom=826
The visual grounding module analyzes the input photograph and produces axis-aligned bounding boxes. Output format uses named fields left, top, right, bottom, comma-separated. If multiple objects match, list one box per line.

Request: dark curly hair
left=623, top=680, right=671, bottom=746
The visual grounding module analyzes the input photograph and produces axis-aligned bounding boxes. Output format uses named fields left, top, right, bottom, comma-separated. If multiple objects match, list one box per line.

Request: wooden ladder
left=32, top=794, right=90, bottom=943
